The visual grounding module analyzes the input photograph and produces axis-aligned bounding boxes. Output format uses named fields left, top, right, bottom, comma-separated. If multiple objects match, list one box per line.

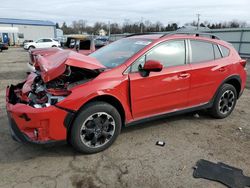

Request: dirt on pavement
left=0, top=48, right=249, bottom=188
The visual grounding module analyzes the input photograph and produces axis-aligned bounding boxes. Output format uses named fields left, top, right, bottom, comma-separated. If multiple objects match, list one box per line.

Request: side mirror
left=139, top=60, right=163, bottom=77
left=143, top=60, right=163, bottom=72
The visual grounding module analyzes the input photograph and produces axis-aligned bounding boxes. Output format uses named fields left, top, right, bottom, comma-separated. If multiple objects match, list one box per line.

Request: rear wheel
left=210, top=84, right=237, bottom=119
left=52, top=45, right=57, bottom=47
left=70, top=102, right=122, bottom=154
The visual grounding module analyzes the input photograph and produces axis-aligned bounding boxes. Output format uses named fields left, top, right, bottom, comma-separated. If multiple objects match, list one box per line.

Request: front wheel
left=70, top=102, right=122, bottom=154
left=210, top=84, right=237, bottom=119
left=28, top=46, right=35, bottom=50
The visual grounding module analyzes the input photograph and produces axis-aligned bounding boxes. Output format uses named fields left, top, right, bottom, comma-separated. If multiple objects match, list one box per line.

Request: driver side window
left=131, top=55, right=146, bottom=72
left=36, top=39, right=44, bottom=43
left=130, top=40, right=186, bottom=72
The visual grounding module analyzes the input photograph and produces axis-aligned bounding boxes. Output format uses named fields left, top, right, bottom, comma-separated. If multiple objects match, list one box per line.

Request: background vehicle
left=95, top=36, right=109, bottom=49
left=23, top=38, right=60, bottom=50
left=64, top=35, right=96, bottom=55
left=6, top=32, right=247, bottom=154
left=22, top=40, right=33, bottom=47
left=0, top=42, right=8, bottom=52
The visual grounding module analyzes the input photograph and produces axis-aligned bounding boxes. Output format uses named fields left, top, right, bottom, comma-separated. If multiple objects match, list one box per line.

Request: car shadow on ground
left=121, top=110, right=211, bottom=133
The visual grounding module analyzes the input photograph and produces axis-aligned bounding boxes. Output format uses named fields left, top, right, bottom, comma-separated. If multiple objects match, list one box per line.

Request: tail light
left=239, top=59, right=247, bottom=68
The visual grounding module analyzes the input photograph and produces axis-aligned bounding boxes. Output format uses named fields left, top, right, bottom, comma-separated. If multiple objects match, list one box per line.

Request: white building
left=0, top=18, right=56, bottom=45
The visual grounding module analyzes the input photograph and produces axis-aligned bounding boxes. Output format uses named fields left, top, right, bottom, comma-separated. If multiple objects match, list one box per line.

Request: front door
left=128, top=40, right=191, bottom=119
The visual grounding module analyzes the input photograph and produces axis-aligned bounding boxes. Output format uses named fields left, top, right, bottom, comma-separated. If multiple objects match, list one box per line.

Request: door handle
left=219, top=67, right=226, bottom=72
left=179, top=72, right=190, bottom=78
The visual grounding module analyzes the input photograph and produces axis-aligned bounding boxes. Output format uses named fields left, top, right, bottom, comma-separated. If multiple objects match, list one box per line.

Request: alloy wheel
left=218, top=90, right=235, bottom=115
left=80, top=112, right=115, bottom=148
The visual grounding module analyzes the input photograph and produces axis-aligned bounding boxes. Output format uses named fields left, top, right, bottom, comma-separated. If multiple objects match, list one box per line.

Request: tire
left=210, top=84, right=237, bottom=119
left=70, top=102, right=122, bottom=154
left=52, top=45, right=57, bottom=47
left=0, top=48, right=2, bottom=52
left=28, top=46, right=35, bottom=50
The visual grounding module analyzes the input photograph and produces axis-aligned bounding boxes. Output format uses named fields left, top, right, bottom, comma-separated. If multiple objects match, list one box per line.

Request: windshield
left=89, top=38, right=152, bottom=68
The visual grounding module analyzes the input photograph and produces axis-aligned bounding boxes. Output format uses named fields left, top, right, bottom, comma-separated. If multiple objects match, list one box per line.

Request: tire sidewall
left=71, top=102, right=122, bottom=154
left=28, top=46, right=35, bottom=50
left=213, top=84, right=237, bottom=118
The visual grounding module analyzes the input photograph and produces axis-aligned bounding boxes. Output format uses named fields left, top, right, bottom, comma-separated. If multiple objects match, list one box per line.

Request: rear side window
left=213, top=44, right=222, bottom=59
left=190, top=40, right=214, bottom=63
left=219, top=45, right=230, bottom=57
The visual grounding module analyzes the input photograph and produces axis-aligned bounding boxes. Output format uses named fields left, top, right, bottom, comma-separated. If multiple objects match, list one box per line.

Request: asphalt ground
left=0, top=48, right=249, bottom=188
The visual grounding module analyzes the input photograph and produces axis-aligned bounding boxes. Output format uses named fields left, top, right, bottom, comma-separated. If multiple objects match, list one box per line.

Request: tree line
left=57, top=19, right=248, bottom=35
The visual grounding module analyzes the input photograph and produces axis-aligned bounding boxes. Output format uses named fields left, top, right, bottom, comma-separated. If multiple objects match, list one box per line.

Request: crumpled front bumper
left=6, top=85, right=69, bottom=144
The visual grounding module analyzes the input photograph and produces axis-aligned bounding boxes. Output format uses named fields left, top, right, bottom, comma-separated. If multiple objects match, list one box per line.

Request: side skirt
left=126, top=102, right=213, bottom=127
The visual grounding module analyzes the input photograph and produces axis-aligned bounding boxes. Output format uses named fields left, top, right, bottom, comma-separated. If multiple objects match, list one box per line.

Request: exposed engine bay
left=9, top=66, right=100, bottom=108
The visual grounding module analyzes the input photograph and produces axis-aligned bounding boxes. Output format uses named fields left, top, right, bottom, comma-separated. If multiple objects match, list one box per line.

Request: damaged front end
left=10, top=67, right=99, bottom=109
left=6, top=50, right=105, bottom=143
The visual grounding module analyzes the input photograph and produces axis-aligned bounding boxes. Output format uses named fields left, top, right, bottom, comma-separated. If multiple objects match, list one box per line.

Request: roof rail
left=125, top=32, right=160, bottom=38
left=160, top=31, right=221, bottom=40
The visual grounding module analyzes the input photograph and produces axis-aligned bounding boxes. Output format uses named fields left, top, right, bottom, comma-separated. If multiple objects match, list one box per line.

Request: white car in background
left=24, top=38, right=60, bottom=50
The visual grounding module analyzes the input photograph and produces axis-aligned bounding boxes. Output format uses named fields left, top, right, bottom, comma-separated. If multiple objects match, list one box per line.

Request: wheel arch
left=28, top=45, right=35, bottom=49
left=65, top=94, right=126, bottom=139
left=213, top=75, right=242, bottom=103
left=83, top=95, right=126, bottom=125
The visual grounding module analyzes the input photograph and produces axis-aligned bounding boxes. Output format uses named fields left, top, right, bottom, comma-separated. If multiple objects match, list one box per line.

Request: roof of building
left=0, top=18, right=55, bottom=26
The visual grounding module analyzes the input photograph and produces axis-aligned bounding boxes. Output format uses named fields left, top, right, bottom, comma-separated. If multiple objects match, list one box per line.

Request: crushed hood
left=31, top=47, right=62, bottom=56
left=37, top=50, right=106, bottom=82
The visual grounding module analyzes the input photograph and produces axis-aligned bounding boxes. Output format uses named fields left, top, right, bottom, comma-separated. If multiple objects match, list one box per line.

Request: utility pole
left=196, top=13, right=200, bottom=30
left=108, top=21, right=111, bottom=38
left=140, top=17, right=143, bottom=33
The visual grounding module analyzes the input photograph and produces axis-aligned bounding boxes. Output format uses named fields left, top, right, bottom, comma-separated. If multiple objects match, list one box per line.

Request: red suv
left=6, top=33, right=247, bottom=153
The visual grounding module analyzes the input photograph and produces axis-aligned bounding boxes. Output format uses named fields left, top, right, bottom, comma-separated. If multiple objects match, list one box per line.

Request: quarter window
left=146, top=40, right=186, bottom=68
left=190, top=40, right=214, bottom=63
left=213, top=44, right=222, bottom=59
left=131, top=55, right=146, bottom=72
left=219, top=45, right=230, bottom=57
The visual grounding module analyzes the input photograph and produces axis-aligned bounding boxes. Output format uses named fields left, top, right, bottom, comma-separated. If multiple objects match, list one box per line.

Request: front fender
left=56, top=74, right=133, bottom=122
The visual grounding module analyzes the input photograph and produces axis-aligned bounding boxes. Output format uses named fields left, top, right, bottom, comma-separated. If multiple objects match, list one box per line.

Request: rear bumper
left=6, top=85, right=69, bottom=144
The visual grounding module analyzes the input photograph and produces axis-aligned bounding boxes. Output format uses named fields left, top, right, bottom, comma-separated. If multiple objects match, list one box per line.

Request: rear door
left=188, top=40, right=230, bottom=106
left=129, top=39, right=191, bottom=119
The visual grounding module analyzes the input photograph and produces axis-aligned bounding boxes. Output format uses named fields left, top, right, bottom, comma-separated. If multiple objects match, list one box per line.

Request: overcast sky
left=0, top=0, right=249, bottom=26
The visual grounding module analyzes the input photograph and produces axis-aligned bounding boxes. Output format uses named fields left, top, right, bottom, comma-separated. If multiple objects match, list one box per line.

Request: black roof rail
left=125, top=32, right=161, bottom=38
left=160, top=31, right=221, bottom=40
